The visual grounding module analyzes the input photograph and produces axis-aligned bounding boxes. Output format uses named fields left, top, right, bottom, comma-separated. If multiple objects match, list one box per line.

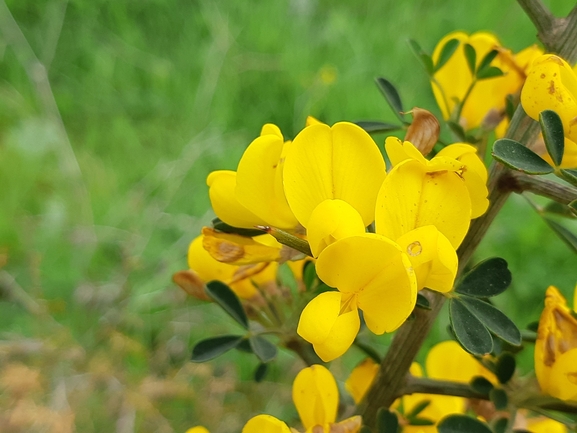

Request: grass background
left=0, top=0, right=576, bottom=431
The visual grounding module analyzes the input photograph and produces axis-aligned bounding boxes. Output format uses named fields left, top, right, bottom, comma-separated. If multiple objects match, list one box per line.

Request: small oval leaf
left=375, top=77, right=406, bottom=123
left=377, top=407, right=399, bottom=433
left=492, top=139, right=554, bottom=174
left=458, top=296, right=521, bottom=346
left=438, top=414, right=492, bottom=433
left=470, top=376, right=494, bottom=395
left=254, top=363, right=268, bottom=382
left=249, top=336, right=278, bottom=363
left=495, top=352, right=516, bottom=384
left=416, top=293, right=431, bottom=310
left=456, top=257, right=512, bottom=298
left=477, top=50, right=499, bottom=73
left=449, top=298, right=493, bottom=356
left=492, top=417, right=509, bottom=433
left=477, top=66, right=504, bottom=80
left=191, top=335, right=243, bottom=362
left=206, top=281, right=249, bottom=329
left=434, top=38, right=460, bottom=72
left=212, top=217, right=264, bottom=238
left=540, top=110, right=565, bottom=167
left=464, top=43, right=477, bottom=75
left=543, top=217, right=577, bottom=254
left=489, top=388, right=508, bottom=410
left=355, top=120, right=402, bottom=134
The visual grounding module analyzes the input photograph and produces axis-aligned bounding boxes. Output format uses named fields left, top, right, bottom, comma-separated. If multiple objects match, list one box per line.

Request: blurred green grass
left=0, top=0, right=576, bottom=431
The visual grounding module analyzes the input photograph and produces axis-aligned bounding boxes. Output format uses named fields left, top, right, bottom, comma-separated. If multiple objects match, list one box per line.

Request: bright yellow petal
left=283, top=122, right=386, bottom=227
left=307, top=199, right=366, bottom=257
left=426, top=340, right=496, bottom=383
left=306, top=116, right=325, bottom=127
left=316, top=234, right=417, bottom=334
left=297, top=291, right=342, bottom=345
left=436, top=143, right=488, bottom=183
left=201, top=227, right=281, bottom=265
left=207, top=170, right=267, bottom=229
left=526, top=416, right=568, bottom=433
left=346, top=358, right=379, bottom=404
left=260, top=123, right=283, bottom=139
left=186, top=427, right=210, bottom=433
left=521, top=54, right=577, bottom=143
left=293, top=365, right=338, bottom=428
left=375, top=160, right=471, bottom=249
left=396, top=226, right=458, bottom=293
left=547, top=348, right=577, bottom=401
left=187, top=235, right=236, bottom=285
left=384, top=137, right=427, bottom=167
left=242, top=415, right=291, bottom=433
left=312, top=307, right=360, bottom=362
left=236, top=133, right=298, bottom=229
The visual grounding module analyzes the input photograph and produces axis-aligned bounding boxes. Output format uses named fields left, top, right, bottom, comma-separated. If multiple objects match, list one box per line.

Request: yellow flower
left=297, top=234, right=417, bottom=361
left=535, top=285, right=577, bottom=401
left=432, top=31, right=530, bottom=131
left=283, top=122, right=387, bottom=228
left=186, top=428, right=210, bottom=433
left=525, top=416, right=568, bottom=433
left=345, top=358, right=380, bottom=404
left=522, top=54, right=577, bottom=150
left=243, top=365, right=361, bottom=433
left=186, top=234, right=276, bottom=299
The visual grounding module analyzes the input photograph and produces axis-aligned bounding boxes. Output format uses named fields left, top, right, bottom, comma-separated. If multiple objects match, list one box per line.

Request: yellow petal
left=521, top=54, right=577, bottom=143
left=312, top=307, right=360, bottom=362
left=396, top=226, right=458, bottom=293
left=375, top=160, right=471, bottom=249
left=260, top=123, right=283, bottom=139
left=236, top=132, right=298, bottom=229
left=384, top=137, right=427, bottom=167
left=436, top=143, right=488, bottom=183
left=201, top=227, right=281, bottom=265
left=297, top=291, right=342, bottom=345
left=345, top=358, right=379, bottom=404
left=242, top=415, right=291, bottom=433
left=330, top=416, right=362, bottom=433
left=186, top=427, right=210, bottom=433
left=187, top=235, right=236, bottom=285
left=307, top=199, right=366, bottom=257
left=293, top=365, right=338, bottom=428
left=526, top=416, right=568, bottom=433
left=316, top=234, right=417, bottom=334
left=283, top=122, right=386, bottom=227
left=207, top=170, right=267, bottom=229
left=426, top=340, right=496, bottom=383
left=546, top=347, right=577, bottom=401
left=306, top=116, right=325, bottom=127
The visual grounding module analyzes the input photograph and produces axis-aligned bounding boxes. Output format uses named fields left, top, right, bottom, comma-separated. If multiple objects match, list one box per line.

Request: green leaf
left=505, top=94, right=516, bottom=121
left=408, top=39, right=434, bottom=76
left=456, top=257, right=512, bottom=298
left=470, top=376, right=494, bottom=395
left=409, top=418, right=435, bottom=426
left=477, top=49, right=499, bottom=73
left=212, top=217, right=264, bottom=238
left=249, top=336, right=277, bottom=363
left=492, top=139, right=554, bottom=174
left=438, top=414, right=492, bottom=433
left=490, top=388, right=508, bottom=410
left=540, top=110, right=565, bottom=167
left=191, top=335, right=243, bottom=362
left=377, top=407, right=399, bottom=433
left=354, top=339, right=382, bottom=363
left=476, top=66, right=504, bottom=80
left=543, top=217, right=577, bottom=254
left=206, top=281, right=249, bottom=329
left=406, top=399, right=431, bottom=419
left=495, top=352, right=516, bottom=384
left=492, top=417, right=509, bottom=433
left=236, top=338, right=253, bottom=353
left=464, top=44, right=477, bottom=75
left=303, top=261, right=317, bottom=290
left=254, top=363, right=268, bottom=382
left=559, top=168, right=577, bottom=187
left=458, top=296, right=521, bottom=346
left=355, top=120, right=402, bottom=134
left=449, top=298, right=493, bottom=356
left=375, top=77, right=406, bottom=124
left=434, top=38, right=459, bottom=72
left=570, top=199, right=577, bottom=217
left=416, top=293, right=431, bottom=310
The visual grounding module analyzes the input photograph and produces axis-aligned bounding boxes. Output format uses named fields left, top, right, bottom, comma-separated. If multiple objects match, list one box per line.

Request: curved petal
left=283, top=122, right=386, bottom=227
left=547, top=348, right=577, bottom=401
left=187, top=235, right=236, bottom=285
left=375, top=160, right=471, bottom=249
left=242, top=415, right=291, bottom=433
left=236, top=133, right=298, bottom=229
left=522, top=54, right=577, bottom=143
left=260, top=123, right=283, bottom=139
left=527, top=416, right=569, bottom=433
left=201, top=227, right=281, bottom=265
left=312, top=307, right=360, bottom=362
left=396, top=226, right=457, bottom=293
left=436, top=143, right=488, bottom=183
left=384, top=137, right=427, bottom=167
left=345, top=358, right=379, bottom=404
left=426, top=340, right=495, bottom=383
left=293, top=365, right=338, bottom=428
left=207, top=170, right=267, bottom=229
left=185, top=427, right=210, bottom=433
left=307, top=199, right=366, bottom=257
left=297, top=291, right=342, bottom=345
